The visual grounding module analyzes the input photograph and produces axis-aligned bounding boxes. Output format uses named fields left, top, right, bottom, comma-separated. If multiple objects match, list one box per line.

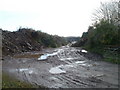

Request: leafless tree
left=92, top=0, right=119, bottom=25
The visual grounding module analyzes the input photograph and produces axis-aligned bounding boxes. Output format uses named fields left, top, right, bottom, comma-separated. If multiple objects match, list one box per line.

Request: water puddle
left=8, top=68, right=34, bottom=74
left=49, top=61, right=89, bottom=74
left=60, top=58, right=73, bottom=61
left=19, top=68, right=28, bottom=72
left=29, top=70, right=33, bottom=74
left=14, top=68, right=34, bottom=74
left=60, top=57, right=79, bottom=61
left=49, top=65, right=66, bottom=74
left=38, top=52, right=58, bottom=60
left=75, top=61, right=86, bottom=64
left=75, top=61, right=91, bottom=67
left=81, top=50, right=87, bottom=53
left=38, top=54, right=48, bottom=60
left=38, top=49, right=64, bottom=60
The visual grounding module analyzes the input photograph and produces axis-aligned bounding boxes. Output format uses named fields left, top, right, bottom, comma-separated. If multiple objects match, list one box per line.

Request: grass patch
left=2, top=72, right=37, bottom=88
left=103, top=50, right=120, bottom=64
left=83, top=46, right=120, bottom=64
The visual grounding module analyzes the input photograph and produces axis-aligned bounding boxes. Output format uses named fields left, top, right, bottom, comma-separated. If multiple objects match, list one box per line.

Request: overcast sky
left=0, top=0, right=110, bottom=37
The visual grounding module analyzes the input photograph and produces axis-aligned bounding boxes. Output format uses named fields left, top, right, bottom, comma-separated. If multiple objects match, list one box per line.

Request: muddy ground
left=2, top=46, right=118, bottom=88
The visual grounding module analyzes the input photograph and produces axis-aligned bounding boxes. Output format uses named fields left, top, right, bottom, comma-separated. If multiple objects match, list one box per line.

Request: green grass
left=84, top=46, right=120, bottom=64
left=103, top=50, right=120, bottom=64
left=2, top=72, right=37, bottom=88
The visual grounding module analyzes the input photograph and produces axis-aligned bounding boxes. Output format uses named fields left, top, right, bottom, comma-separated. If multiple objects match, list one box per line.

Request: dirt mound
left=2, top=29, right=42, bottom=56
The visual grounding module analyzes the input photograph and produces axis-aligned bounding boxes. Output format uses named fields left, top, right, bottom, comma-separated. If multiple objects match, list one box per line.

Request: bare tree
left=92, top=0, right=119, bottom=25
left=118, top=0, right=120, bottom=25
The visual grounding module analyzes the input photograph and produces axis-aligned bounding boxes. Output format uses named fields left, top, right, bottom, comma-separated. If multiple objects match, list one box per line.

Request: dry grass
left=14, top=53, right=43, bottom=59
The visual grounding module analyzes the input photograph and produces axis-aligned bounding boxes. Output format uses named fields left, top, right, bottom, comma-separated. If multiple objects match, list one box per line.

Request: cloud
left=0, top=0, right=109, bottom=36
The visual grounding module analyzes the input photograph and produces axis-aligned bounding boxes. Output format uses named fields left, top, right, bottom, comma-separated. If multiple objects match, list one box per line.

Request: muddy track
left=2, top=46, right=118, bottom=88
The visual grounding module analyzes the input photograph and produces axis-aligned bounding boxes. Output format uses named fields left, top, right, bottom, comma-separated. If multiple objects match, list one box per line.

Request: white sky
left=0, top=0, right=110, bottom=37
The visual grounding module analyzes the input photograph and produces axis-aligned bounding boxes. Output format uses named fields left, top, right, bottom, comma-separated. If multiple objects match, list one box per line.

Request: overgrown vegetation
left=2, top=72, right=37, bottom=88
left=2, top=28, right=68, bottom=56
left=73, top=0, right=120, bottom=64
left=18, top=28, right=67, bottom=48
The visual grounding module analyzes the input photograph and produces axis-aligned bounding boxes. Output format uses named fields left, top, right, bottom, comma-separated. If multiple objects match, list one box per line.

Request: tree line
left=2, top=28, right=67, bottom=56
left=73, top=0, right=119, bottom=63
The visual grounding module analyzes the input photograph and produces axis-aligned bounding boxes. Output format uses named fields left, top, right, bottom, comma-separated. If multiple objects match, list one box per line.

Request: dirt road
left=2, top=46, right=118, bottom=88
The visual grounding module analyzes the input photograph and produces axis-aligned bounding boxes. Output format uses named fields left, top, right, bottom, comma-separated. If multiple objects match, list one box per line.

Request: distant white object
left=72, top=41, right=76, bottom=44
left=19, top=68, right=28, bottom=72
left=48, top=52, right=58, bottom=56
left=38, top=54, right=48, bottom=60
left=60, top=57, right=79, bottom=61
left=38, top=49, right=63, bottom=60
left=49, top=65, right=66, bottom=74
left=38, top=52, right=57, bottom=60
left=17, top=68, right=34, bottom=74
left=81, top=50, right=87, bottom=53
left=29, top=70, right=33, bottom=74
left=75, top=61, right=85, bottom=64
left=60, top=57, right=73, bottom=61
